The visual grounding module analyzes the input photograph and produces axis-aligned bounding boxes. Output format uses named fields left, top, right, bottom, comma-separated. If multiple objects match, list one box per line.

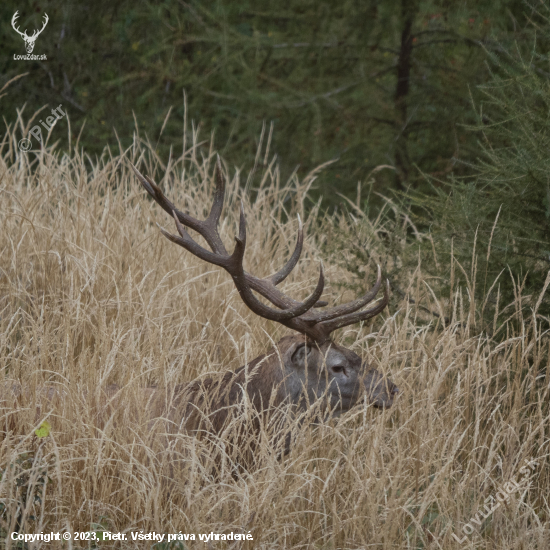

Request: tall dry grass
left=0, top=117, right=549, bottom=549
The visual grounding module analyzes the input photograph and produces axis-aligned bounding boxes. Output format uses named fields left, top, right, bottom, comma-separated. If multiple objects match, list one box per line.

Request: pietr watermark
left=11, top=11, right=48, bottom=60
left=18, top=105, right=66, bottom=152
left=449, top=457, right=539, bottom=543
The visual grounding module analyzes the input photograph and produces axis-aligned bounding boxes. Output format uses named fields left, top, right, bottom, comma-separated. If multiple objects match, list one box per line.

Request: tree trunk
left=394, top=0, right=418, bottom=190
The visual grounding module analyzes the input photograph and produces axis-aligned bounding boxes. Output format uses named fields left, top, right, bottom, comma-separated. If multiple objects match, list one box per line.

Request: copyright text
left=11, top=530, right=254, bottom=543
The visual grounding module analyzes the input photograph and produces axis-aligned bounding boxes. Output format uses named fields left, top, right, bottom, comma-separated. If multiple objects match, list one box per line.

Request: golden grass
left=0, top=121, right=549, bottom=549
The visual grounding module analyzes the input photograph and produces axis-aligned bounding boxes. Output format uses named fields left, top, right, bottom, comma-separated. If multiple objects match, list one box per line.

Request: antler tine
left=246, top=212, right=330, bottom=309
left=29, top=14, right=48, bottom=39
left=232, top=203, right=329, bottom=321
left=132, top=163, right=183, bottom=220
left=132, top=162, right=227, bottom=255
left=166, top=211, right=227, bottom=268
left=301, top=264, right=383, bottom=322
left=201, top=157, right=228, bottom=254
left=11, top=12, right=25, bottom=37
left=38, top=13, right=49, bottom=33
left=226, top=206, right=326, bottom=321
left=230, top=233, right=325, bottom=326
left=317, top=279, right=390, bottom=335
left=206, top=156, right=225, bottom=229
left=268, top=214, right=303, bottom=286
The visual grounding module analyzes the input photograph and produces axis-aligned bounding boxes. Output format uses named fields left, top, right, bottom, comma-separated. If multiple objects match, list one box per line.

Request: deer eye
left=331, top=366, right=345, bottom=374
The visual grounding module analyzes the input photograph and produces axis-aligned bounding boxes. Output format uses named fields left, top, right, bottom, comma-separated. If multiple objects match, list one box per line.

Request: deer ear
left=291, top=342, right=313, bottom=369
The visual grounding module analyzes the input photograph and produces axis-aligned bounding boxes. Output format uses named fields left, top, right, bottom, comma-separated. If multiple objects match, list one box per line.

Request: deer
left=1, top=160, right=398, bottom=465
left=11, top=11, right=49, bottom=54
left=124, top=160, right=399, bottom=438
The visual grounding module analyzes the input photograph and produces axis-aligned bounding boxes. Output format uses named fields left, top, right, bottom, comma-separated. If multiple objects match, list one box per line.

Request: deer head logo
left=11, top=11, right=49, bottom=54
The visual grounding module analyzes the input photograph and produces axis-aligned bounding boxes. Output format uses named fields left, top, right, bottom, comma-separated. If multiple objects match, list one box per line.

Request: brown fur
left=1, top=335, right=397, bottom=442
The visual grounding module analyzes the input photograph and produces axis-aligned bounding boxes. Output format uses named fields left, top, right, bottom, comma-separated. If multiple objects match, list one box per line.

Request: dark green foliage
left=0, top=0, right=529, bottom=206
left=330, top=5, right=550, bottom=337
left=408, top=10, right=550, bottom=331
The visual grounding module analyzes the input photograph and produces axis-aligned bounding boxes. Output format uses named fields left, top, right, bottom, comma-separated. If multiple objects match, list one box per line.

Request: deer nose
left=391, top=386, right=399, bottom=395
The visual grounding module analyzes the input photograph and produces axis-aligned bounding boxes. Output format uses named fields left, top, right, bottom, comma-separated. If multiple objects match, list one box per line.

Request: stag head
left=12, top=11, right=49, bottom=53
left=271, top=334, right=397, bottom=414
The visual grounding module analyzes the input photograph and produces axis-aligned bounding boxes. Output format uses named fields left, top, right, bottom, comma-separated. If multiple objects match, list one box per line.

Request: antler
left=11, top=11, right=48, bottom=39
left=34, top=13, right=49, bottom=38
left=131, top=159, right=388, bottom=343
left=11, top=11, right=26, bottom=38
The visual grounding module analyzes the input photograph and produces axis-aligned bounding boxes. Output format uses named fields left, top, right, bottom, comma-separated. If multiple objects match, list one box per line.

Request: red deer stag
left=127, top=160, right=398, bottom=438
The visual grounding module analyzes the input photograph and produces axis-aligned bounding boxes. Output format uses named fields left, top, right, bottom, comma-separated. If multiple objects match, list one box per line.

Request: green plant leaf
left=35, top=421, right=52, bottom=438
